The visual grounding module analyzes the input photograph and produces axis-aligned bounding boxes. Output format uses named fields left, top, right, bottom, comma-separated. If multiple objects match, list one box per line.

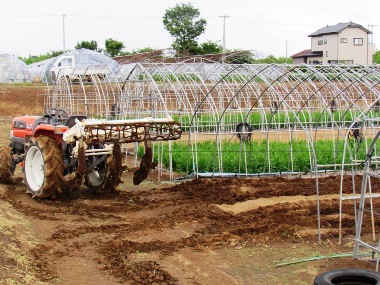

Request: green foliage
left=19, top=50, right=65, bottom=65
left=121, top=47, right=158, bottom=56
left=374, top=50, right=380, bottom=64
left=105, top=38, right=125, bottom=57
left=75, top=40, right=99, bottom=51
left=196, top=40, right=222, bottom=55
left=150, top=138, right=369, bottom=175
left=227, top=53, right=292, bottom=64
left=162, top=2, right=207, bottom=56
left=133, top=47, right=155, bottom=54
left=227, top=52, right=256, bottom=64
left=252, top=55, right=292, bottom=64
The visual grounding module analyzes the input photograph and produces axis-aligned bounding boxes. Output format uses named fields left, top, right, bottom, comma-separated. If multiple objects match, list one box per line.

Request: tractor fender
left=33, top=124, right=68, bottom=142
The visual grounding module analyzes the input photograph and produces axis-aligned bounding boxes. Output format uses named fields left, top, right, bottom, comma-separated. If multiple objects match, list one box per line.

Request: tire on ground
left=24, top=136, right=66, bottom=198
left=314, top=268, right=380, bottom=285
left=0, top=146, right=12, bottom=183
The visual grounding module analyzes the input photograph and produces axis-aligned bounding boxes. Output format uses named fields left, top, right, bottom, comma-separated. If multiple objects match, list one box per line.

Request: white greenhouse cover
left=0, top=52, right=31, bottom=83
left=28, top=49, right=120, bottom=82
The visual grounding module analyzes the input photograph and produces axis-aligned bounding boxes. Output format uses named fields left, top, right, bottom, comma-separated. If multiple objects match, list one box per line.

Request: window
left=59, top=58, right=73, bottom=66
left=326, top=51, right=328, bottom=57
left=324, top=39, right=327, bottom=44
left=353, top=38, right=363, bottom=45
left=318, top=40, right=323, bottom=45
left=340, top=38, right=347, bottom=43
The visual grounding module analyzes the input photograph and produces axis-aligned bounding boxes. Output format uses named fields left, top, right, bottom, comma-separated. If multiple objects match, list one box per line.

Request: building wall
left=292, top=57, right=306, bottom=64
left=337, top=28, right=370, bottom=64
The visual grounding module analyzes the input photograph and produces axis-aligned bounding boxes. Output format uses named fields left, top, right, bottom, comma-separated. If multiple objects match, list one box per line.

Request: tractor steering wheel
left=46, top=108, right=69, bottom=120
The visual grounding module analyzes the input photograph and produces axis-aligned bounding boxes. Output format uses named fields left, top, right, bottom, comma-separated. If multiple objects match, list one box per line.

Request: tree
left=75, top=40, right=98, bottom=51
left=163, top=3, right=207, bottom=56
left=133, top=47, right=155, bottom=54
left=252, top=55, right=292, bottom=64
left=226, top=52, right=293, bottom=64
left=19, top=50, right=65, bottom=65
left=105, top=38, right=125, bottom=57
left=198, top=41, right=222, bottom=55
left=374, top=50, right=380, bottom=64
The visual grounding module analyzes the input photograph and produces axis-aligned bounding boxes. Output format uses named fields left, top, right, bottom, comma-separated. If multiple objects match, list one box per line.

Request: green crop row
left=140, top=139, right=372, bottom=175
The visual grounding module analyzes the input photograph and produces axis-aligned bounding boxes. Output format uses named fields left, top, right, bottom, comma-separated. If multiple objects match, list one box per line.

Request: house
left=292, top=22, right=376, bottom=65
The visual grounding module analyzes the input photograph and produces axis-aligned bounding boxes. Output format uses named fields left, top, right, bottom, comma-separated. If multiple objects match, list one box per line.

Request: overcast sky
left=0, top=0, right=379, bottom=58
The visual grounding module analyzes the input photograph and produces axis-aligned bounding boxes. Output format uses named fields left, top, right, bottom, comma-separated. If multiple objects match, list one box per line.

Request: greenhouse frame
left=39, top=61, right=380, bottom=247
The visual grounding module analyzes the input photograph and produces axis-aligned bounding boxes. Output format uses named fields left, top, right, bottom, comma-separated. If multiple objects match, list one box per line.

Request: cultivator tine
left=133, top=141, right=156, bottom=185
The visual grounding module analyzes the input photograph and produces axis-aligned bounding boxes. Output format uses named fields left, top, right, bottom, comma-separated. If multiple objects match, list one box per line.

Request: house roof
left=308, top=22, right=371, bottom=37
left=291, top=49, right=311, bottom=58
left=291, top=50, right=322, bottom=58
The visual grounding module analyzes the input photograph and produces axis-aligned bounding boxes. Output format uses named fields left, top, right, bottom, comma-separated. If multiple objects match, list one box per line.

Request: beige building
left=292, top=22, right=376, bottom=65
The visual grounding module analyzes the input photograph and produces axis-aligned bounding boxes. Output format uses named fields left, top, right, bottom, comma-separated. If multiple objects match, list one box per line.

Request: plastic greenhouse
left=0, top=52, right=31, bottom=83
left=28, top=48, right=120, bottom=83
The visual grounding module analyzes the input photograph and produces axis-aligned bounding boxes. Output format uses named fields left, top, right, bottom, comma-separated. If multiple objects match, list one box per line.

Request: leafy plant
left=75, top=40, right=99, bottom=52
left=145, top=138, right=372, bottom=175
left=105, top=38, right=125, bottom=57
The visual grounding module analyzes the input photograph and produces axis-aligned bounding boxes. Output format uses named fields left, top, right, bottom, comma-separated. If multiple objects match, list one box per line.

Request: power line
left=0, top=15, right=60, bottom=18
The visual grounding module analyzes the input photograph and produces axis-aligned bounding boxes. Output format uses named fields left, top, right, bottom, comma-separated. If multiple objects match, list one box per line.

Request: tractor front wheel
left=24, top=136, right=65, bottom=198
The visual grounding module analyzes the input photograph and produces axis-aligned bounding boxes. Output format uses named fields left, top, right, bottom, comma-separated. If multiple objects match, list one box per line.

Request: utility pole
left=286, top=40, right=288, bottom=64
left=368, top=24, right=379, bottom=44
left=219, top=15, right=230, bottom=63
left=63, top=14, right=66, bottom=52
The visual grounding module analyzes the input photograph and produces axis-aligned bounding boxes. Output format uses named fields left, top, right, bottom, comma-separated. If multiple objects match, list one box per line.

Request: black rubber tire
left=24, top=136, right=65, bottom=198
left=0, top=146, right=12, bottom=184
left=314, top=268, right=380, bottom=285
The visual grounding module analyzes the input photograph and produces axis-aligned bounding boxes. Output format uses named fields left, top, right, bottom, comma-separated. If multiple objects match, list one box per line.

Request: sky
left=0, top=0, right=379, bottom=58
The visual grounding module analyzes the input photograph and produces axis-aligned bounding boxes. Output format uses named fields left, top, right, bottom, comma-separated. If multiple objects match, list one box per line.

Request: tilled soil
left=0, top=171, right=379, bottom=284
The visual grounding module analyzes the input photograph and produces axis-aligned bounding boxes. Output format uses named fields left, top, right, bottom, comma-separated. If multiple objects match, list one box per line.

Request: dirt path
left=217, top=194, right=340, bottom=214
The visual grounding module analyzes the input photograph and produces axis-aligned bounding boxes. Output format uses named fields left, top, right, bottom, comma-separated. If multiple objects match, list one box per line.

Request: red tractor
left=0, top=107, right=182, bottom=198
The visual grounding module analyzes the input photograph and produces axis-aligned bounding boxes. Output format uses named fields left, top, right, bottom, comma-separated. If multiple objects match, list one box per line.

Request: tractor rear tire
left=314, top=268, right=380, bottom=285
left=0, top=146, right=12, bottom=184
left=24, top=136, right=65, bottom=198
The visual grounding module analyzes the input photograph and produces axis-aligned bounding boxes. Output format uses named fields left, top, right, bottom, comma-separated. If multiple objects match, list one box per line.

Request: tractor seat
left=65, top=115, right=87, bottom=128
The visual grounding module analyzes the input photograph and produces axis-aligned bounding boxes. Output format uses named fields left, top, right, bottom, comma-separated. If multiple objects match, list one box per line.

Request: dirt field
left=0, top=84, right=379, bottom=285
